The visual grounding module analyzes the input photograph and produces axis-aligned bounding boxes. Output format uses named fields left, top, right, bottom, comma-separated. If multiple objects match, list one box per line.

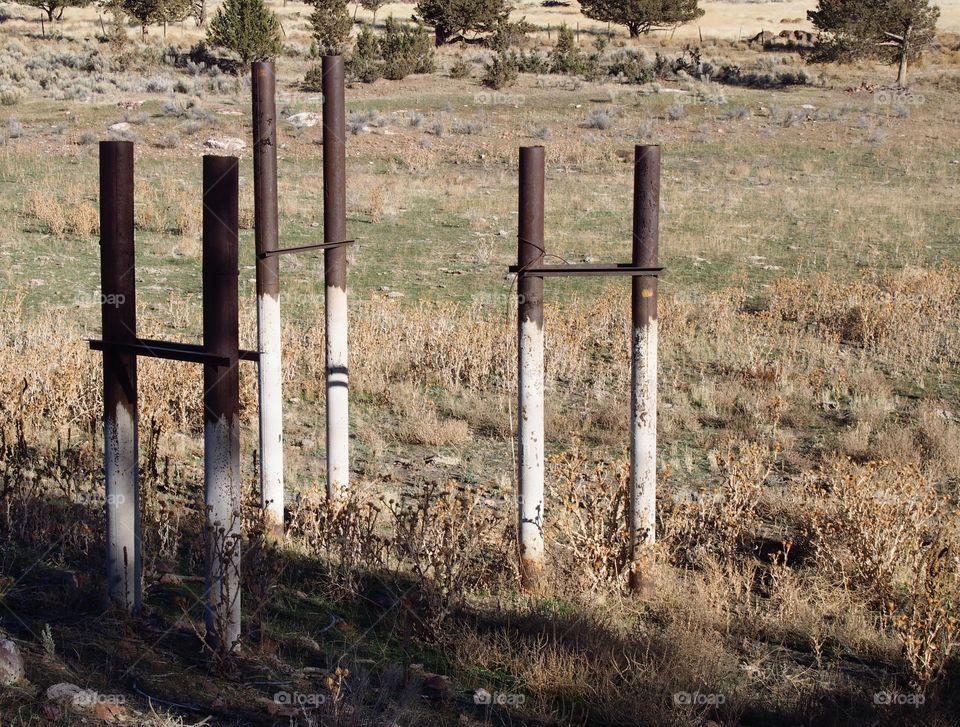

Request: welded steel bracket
left=510, top=263, right=664, bottom=278
left=257, top=240, right=355, bottom=259
left=88, top=339, right=259, bottom=365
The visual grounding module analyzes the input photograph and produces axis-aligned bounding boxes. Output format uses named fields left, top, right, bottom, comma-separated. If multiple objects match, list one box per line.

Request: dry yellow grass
left=2, top=259, right=958, bottom=723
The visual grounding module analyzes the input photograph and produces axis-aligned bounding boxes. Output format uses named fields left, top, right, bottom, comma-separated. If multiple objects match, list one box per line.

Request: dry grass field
left=0, top=0, right=959, bottom=725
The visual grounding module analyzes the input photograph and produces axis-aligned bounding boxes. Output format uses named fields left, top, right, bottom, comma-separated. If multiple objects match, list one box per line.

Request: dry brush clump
left=287, top=486, right=392, bottom=597
left=26, top=187, right=98, bottom=239
left=791, top=460, right=959, bottom=691
left=0, top=293, right=257, bottom=445
left=664, top=440, right=776, bottom=566
left=0, top=298, right=100, bottom=440
left=534, top=437, right=960, bottom=703
left=288, top=479, right=511, bottom=629
left=891, top=540, right=960, bottom=692
left=384, top=383, right=473, bottom=446
left=766, top=265, right=960, bottom=375
left=134, top=177, right=203, bottom=239
left=796, top=461, right=945, bottom=603
left=0, top=432, right=103, bottom=558
left=23, top=173, right=257, bottom=246
left=546, top=445, right=630, bottom=591
left=388, top=481, right=508, bottom=624
left=344, top=286, right=708, bottom=408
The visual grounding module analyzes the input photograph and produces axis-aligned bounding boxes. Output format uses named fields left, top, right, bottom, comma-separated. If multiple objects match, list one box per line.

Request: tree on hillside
left=360, top=0, right=387, bottom=25
left=207, top=0, right=282, bottom=64
left=413, top=0, right=512, bottom=46
left=549, top=23, right=584, bottom=74
left=341, top=18, right=435, bottom=83
left=18, top=0, right=92, bottom=22
left=807, top=0, right=939, bottom=87
left=308, top=0, right=352, bottom=54
left=192, top=0, right=206, bottom=26
left=122, top=0, right=190, bottom=37
left=579, top=0, right=703, bottom=39
left=379, top=17, right=435, bottom=78
left=102, top=0, right=129, bottom=50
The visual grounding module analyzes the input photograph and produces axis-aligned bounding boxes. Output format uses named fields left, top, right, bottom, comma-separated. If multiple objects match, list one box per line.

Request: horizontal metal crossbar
left=89, top=339, right=259, bottom=365
left=258, top=240, right=355, bottom=259
left=509, top=263, right=664, bottom=278
left=136, top=339, right=259, bottom=362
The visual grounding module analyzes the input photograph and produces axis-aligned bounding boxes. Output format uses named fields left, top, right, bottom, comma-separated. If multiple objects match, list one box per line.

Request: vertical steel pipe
left=100, top=141, right=141, bottom=613
left=202, top=155, right=242, bottom=652
left=629, top=145, right=660, bottom=597
left=322, top=55, right=350, bottom=500
left=251, top=61, right=285, bottom=534
left=517, top=146, right=546, bottom=592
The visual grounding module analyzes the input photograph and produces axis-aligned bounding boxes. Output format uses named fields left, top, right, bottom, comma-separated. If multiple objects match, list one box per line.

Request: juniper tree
left=308, top=0, right=352, bottom=55
left=343, top=19, right=435, bottom=83
left=359, top=0, right=386, bottom=25
left=807, top=0, right=939, bottom=87
left=104, top=1, right=129, bottom=51
left=206, top=0, right=283, bottom=64
left=579, top=0, right=703, bottom=39
left=413, top=0, right=511, bottom=46
left=549, top=23, right=583, bottom=74
left=122, top=0, right=190, bottom=38
left=379, top=18, right=435, bottom=79
left=347, top=24, right=382, bottom=82
left=17, top=0, right=92, bottom=22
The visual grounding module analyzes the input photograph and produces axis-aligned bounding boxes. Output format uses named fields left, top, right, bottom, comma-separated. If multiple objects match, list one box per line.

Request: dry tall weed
left=389, top=481, right=507, bottom=626
left=768, top=266, right=960, bottom=373
left=288, top=488, right=390, bottom=595
left=891, top=537, right=960, bottom=691
left=665, top=441, right=777, bottom=565
left=27, top=188, right=66, bottom=236
left=547, top=445, right=630, bottom=590
left=797, top=461, right=944, bottom=603
left=794, top=460, right=958, bottom=691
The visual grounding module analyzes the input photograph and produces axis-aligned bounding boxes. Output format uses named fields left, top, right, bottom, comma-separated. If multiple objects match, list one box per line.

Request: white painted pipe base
left=204, top=418, right=242, bottom=653
left=105, top=404, right=140, bottom=611
left=325, top=285, right=350, bottom=499
left=629, top=318, right=658, bottom=594
left=256, top=292, right=284, bottom=533
left=518, top=318, right=545, bottom=590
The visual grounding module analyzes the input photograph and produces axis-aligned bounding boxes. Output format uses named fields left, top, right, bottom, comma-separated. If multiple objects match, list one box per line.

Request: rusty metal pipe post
left=322, top=55, right=350, bottom=500
left=517, top=146, right=546, bottom=592
left=202, top=155, right=242, bottom=652
left=251, top=61, right=285, bottom=533
left=628, top=145, right=660, bottom=597
left=100, top=141, right=141, bottom=613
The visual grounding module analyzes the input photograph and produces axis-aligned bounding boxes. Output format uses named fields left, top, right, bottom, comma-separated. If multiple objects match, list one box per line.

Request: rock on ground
left=0, top=635, right=24, bottom=685
left=203, top=137, right=246, bottom=152
left=287, top=112, right=321, bottom=128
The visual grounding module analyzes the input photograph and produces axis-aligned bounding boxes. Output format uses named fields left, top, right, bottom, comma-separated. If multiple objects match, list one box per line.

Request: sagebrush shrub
left=482, top=51, right=518, bottom=89
left=380, top=19, right=435, bottom=80
left=449, top=55, right=471, bottom=79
